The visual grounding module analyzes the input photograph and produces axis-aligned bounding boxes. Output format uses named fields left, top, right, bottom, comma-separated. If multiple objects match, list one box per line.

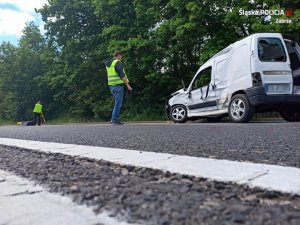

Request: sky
left=0, top=0, right=48, bottom=46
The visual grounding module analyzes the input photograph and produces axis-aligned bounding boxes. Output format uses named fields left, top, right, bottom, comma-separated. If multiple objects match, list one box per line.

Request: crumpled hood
left=171, top=88, right=186, bottom=96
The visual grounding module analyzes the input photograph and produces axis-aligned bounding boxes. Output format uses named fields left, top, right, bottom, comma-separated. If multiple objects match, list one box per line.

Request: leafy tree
left=0, top=23, right=53, bottom=121
left=1, top=0, right=299, bottom=122
left=38, top=0, right=110, bottom=119
left=0, top=43, right=18, bottom=120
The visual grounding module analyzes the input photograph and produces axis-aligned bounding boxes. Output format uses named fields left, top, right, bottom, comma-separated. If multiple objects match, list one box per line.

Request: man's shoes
left=111, top=121, right=124, bottom=125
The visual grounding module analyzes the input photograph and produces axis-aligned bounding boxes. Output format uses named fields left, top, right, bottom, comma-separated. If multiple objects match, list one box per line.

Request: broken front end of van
left=166, top=33, right=300, bottom=123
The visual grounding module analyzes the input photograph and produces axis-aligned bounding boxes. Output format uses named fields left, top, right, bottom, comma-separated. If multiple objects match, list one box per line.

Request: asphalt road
left=0, top=121, right=299, bottom=167
left=0, top=121, right=300, bottom=225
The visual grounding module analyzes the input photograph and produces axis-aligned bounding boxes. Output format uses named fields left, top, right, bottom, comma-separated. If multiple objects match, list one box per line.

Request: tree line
left=0, top=0, right=299, bottom=122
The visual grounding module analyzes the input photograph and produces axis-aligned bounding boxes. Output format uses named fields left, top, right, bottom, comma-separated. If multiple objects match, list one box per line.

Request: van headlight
left=252, top=72, right=263, bottom=87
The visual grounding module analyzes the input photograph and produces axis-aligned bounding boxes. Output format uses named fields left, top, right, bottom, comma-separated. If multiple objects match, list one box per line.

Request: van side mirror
left=181, top=80, right=186, bottom=89
left=188, top=90, right=192, bottom=98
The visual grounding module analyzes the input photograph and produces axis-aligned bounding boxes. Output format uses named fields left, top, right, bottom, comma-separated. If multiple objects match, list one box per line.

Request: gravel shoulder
left=1, top=146, right=300, bottom=225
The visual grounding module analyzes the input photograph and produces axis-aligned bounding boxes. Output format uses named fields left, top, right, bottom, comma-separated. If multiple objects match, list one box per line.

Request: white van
left=166, top=33, right=300, bottom=123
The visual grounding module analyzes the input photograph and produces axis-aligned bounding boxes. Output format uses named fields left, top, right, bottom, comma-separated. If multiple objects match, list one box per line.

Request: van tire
left=279, top=106, right=300, bottom=122
left=170, top=105, right=188, bottom=123
left=229, top=94, right=254, bottom=123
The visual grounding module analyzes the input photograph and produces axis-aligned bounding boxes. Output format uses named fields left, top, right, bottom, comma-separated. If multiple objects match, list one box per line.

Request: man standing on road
left=33, top=100, right=43, bottom=126
left=105, top=51, right=132, bottom=125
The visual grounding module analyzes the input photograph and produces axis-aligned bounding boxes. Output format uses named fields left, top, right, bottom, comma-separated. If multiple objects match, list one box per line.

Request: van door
left=284, top=37, right=300, bottom=87
left=186, top=67, right=217, bottom=113
left=253, top=35, right=293, bottom=95
left=214, top=57, right=230, bottom=108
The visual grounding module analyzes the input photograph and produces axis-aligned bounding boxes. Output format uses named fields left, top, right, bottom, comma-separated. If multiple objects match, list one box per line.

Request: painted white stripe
left=0, top=138, right=299, bottom=195
left=0, top=169, right=137, bottom=225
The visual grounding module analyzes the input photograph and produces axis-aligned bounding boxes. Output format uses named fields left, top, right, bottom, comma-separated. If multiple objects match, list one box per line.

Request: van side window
left=258, top=38, right=286, bottom=62
left=192, top=67, right=211, bottom=90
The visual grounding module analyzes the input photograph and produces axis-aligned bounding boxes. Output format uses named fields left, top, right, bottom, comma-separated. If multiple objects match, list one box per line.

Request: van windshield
left=258, top=38, right=286, bottom=62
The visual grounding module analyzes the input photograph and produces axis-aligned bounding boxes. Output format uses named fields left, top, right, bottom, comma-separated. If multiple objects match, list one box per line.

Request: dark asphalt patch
left=0, top=145, right=299, bottom=225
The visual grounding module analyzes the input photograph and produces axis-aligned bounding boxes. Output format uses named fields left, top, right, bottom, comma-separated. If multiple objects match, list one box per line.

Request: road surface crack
left=137, top=155, right=178, bottom=165
left=246, top=169, right=269, bottom=182
left=5, top=190, right=43, bottom=197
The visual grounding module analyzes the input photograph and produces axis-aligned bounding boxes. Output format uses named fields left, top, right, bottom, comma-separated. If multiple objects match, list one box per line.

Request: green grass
left=0, top=120, right=16, bottom=126
left=46, top=116, right=101, bottom=125
left=48, top=116, right=167, bottom=124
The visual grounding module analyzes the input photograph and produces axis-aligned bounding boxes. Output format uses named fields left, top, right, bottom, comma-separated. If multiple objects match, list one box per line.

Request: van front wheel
left=170, top=105, right=188, bottom=123
left=229, top=94, right=254, bottom=123
left=279, top=106, right=300, bottom=122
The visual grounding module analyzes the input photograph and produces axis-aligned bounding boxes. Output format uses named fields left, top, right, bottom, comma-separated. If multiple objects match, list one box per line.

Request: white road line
left=0, top=169, right=137, bottom=225
left=0, top=138, right=300, bottom=196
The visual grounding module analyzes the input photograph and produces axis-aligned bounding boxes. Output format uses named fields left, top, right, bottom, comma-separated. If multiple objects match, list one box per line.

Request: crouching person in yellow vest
left=33, top=100, right=43, bottom=126
left=105, top=51, right=132, bottom=125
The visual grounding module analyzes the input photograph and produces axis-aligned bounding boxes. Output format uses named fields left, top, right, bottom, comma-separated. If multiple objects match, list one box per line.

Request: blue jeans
left=110, top=84, right=124, bottom=122
left=33, top=113, right=41, bottom=126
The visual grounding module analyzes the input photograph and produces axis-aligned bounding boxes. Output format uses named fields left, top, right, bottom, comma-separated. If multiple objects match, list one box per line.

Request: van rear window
left=258, top=38, right=286, bottom=62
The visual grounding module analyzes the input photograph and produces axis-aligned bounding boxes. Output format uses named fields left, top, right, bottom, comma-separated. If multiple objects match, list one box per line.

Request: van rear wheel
left=170, top=105, right=188, bottom=123
left=279, top=106, right=300, bottom=122
left=229, top=94, right=254, bottom=123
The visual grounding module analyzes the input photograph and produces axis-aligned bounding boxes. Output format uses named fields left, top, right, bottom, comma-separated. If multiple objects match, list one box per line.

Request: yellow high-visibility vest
left=33, top=103, right=42, bottom=113
left=106, top=59, right=127, bottom=86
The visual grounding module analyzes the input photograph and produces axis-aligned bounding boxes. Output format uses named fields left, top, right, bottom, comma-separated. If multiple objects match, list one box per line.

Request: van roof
left=197, top=33, right=286, bottom=73
left=201, top=33, right=283, bottom=66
